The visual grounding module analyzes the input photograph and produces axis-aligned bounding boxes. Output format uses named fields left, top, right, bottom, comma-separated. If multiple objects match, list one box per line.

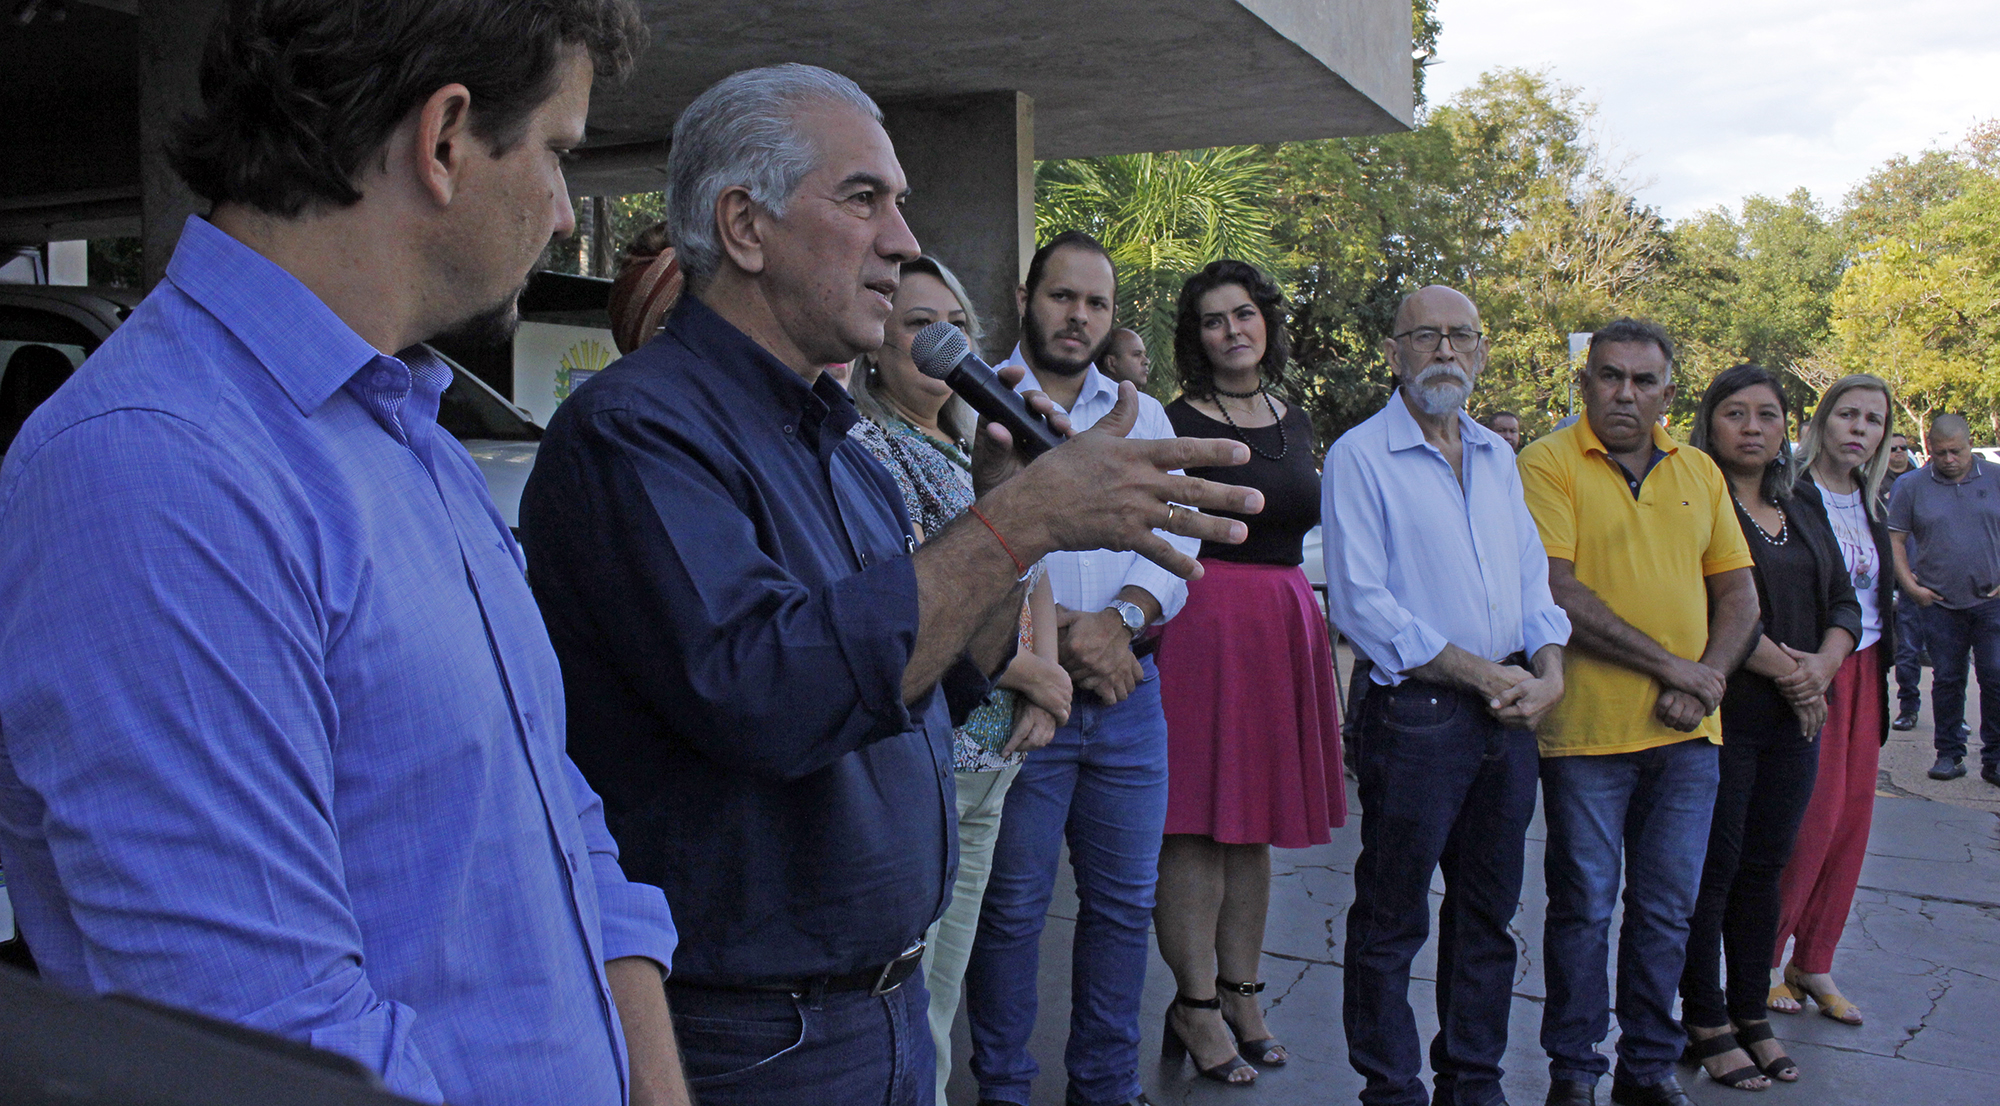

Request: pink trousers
left=1771, top=645, right=1882, bottom=973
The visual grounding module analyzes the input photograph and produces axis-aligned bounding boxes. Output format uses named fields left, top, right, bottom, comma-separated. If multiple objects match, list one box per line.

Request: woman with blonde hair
left=848, top=254, right=1071, bottom=1106
left=1768, top=373, right=1899, bottom=1027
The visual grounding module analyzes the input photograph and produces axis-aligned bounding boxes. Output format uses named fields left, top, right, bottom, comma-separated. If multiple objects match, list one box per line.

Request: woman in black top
left=1679, top=365, right=1859, bottom=1091
left=1151, top=260, right=1345, bottom=1085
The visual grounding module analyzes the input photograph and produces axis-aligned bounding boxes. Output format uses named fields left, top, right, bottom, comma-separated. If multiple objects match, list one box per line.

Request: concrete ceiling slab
left=0, top=0, right=1412, bottom=242
left=590, top=0, right=1413, bottom=158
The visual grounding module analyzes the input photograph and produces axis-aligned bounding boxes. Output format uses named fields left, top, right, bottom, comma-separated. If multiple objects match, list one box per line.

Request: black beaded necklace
left=1210, top=382, right=1288, bottom=461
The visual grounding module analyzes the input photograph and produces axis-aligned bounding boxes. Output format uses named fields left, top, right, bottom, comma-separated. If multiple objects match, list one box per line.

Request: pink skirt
left=1155, top=560, right=1347, bottom=847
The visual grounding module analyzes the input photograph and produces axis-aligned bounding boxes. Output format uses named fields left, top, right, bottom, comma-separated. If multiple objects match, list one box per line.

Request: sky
left=1424, top=0, right=2000, bottom=224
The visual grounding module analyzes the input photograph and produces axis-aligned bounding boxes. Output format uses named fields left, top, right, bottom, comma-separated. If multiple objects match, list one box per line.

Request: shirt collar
left=1568, top=414, right=1678, bottom=458
left=1005, top=344, right=1115, bottom=414
left=163, top=215, right=385, bottom=418
left=667, top=294, right=858, bottom=452
left=1928, top=458, right=1985, bottom=483
left=1381, top=390, right=1494, bottom=453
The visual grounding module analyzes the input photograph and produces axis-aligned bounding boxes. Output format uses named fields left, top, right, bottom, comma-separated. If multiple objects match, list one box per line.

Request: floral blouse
left=852, top=416, right=1036, bottom=771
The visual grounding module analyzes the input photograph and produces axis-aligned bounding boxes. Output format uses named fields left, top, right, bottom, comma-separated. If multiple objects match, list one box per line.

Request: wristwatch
left=1105, top=599, right=1147, bottom=636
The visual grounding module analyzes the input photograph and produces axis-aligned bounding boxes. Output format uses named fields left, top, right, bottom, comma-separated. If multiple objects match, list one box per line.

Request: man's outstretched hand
left=973, top=379, right=1262, bottom=581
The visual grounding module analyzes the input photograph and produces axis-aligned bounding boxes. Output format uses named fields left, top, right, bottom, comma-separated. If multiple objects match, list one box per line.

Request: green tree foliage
left=1274, top=68, right=1666, bottom=442
left=544, top=192, right=670, bottom=276
left=1827, top=163, right=2000, bottom=436
left=1650, top=189, right=1848, bottom=425
left=1266, top=121, right=1470, bottom=439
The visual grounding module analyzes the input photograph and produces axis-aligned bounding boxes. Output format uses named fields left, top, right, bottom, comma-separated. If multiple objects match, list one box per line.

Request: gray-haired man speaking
left=520, top=64, right=1260, bottom=1106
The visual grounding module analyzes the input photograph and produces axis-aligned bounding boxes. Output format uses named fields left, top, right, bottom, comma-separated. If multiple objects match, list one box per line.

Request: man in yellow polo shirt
left=1517, top=319, right=1759, bottom=1106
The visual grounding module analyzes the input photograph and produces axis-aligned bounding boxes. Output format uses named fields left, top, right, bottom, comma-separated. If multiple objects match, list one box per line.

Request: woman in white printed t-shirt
left=1769, top=374, right=1899, bottom=1028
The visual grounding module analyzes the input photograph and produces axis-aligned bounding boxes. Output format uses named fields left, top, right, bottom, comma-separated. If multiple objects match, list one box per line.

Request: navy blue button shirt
left=522, top=295, right=957, bottom=984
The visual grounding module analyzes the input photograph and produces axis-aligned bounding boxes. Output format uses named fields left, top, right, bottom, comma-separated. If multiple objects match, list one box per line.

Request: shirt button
left=784, top=425, right=795, bottom=435
left=372, top=370, right=397, bottom=388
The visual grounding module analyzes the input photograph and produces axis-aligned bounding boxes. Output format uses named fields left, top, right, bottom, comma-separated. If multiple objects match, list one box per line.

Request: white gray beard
left=1411, top=364, right=1471, bottom=416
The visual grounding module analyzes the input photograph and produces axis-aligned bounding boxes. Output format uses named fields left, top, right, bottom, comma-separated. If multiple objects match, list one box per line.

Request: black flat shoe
left=1546, top=1078, right=1596, bottom=1106
left=1893, top=710, right=1919, bottom=730
left=1930, top=754, right=1967, bottom=780
left=1216, top=976, right=1286, bottom=1066
left=1161, top=994, right=1256, bottom=1085
left=1678, top=1026, right=1768, bottom=1091
left=1608, top=1074, right=1693, bottom=1106
left=1732, top=1019, right=1798, bottom=1081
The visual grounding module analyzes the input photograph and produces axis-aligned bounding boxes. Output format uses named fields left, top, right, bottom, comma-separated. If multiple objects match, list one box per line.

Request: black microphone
left=909, top=321, right=1066, bottom=459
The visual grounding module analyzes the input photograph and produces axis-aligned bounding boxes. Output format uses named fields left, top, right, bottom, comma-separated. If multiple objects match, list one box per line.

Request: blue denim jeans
left=1343, top=679, right=1539, bottom=1106
left=1540, top=738, right=1719, bottom=1087
left=1894, top=588, right=1926, bottom=714
left=1922, top=597, right=2000, bottom=766
left=666, top=975, right=933, bottom=1106
left=965, top=657, right=1169, bottom=1106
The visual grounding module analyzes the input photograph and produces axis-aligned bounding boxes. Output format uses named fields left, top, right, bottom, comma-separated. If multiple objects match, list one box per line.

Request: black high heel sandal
left=1678, top=1025, right=1768, bottom=1091
left=1732, top=1019, right=1798, bottom=1082
left=1216, top=977, right=1287, bottom=1066
left=1162, top=993, right=1257, bottom=1085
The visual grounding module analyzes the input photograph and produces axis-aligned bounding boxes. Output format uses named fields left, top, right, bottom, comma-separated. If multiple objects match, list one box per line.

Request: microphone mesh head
left=910, top=321, right=970, bottom=380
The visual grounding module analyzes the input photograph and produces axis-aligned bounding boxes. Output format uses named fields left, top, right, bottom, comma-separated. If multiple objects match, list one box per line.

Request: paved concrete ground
left=944, top=662, right=2000, bottom=1106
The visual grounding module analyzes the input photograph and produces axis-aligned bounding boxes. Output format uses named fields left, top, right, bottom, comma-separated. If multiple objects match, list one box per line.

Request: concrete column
left=139, top=0, right=224, bottom=289
left=879, top=92, right=1034, bottom=362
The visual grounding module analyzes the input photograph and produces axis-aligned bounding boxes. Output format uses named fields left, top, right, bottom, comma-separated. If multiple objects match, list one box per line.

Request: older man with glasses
left=1324, top=285, right=1569, bottom=1106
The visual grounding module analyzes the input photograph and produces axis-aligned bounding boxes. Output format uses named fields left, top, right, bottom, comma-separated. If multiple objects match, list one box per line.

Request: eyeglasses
left=1890, top=444, right=1909, bottom=452
left=1392, top=327, right=1483, bottom=353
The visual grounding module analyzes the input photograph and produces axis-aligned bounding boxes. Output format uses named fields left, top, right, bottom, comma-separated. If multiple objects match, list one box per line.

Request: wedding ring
left=1165, top=502, right=1183, bottom=527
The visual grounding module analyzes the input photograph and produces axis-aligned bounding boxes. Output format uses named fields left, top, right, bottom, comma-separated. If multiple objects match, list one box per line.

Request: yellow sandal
left=1784, top=962, right=1862, bottom=1025
left=1767, top=967, right=1803, bottom=1015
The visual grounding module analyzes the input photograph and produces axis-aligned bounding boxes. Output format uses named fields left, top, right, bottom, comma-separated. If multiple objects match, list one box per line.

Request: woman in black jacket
left=1679, top=365, right=1860, bottom=1091
left=1768, top=374, right=1900, bottom=1029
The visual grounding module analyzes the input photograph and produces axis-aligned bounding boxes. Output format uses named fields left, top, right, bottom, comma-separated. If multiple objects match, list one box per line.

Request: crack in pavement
left=1895, top=968, right=1952, bottom=1059
left=1856, top=883, right=2000, bottom=911
left=1876, top=767, right=1927, bottom=801
left=1263, top=960, right=1311, bottom=1013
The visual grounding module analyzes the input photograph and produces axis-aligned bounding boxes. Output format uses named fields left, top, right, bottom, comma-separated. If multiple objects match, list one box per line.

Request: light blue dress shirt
left=1321, top=394, right=1570, bottom=685
left=0, top=217, right=676, bottom=1104
left=1004, top=349, right=1195, bottom=619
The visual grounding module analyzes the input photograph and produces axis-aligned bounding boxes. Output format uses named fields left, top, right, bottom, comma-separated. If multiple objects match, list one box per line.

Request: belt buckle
left=871, top=938, right=926, bottom=996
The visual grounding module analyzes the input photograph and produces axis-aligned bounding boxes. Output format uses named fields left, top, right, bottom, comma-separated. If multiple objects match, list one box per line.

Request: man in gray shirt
left=1887, top=414, right=2000, bottom=783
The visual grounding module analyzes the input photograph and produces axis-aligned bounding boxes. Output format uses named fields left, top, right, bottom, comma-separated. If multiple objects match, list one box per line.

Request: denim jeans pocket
left=676, top=1000, right=808, bottom=1088
left=1372, top=684, right=1466, bottom=734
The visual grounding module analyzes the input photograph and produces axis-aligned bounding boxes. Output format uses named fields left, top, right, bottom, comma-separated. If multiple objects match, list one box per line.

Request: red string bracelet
left=967, top=505, right=1029, bottom=577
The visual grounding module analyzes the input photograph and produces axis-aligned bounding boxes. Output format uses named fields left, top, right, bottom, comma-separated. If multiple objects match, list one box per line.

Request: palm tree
left=1036, top=148, right=1279, bottom=396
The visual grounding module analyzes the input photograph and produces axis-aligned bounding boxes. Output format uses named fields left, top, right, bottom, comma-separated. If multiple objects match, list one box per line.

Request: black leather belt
left=674, top=939, right=927, bottom=997
left=1131, top=634, right=1160, bottom=661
